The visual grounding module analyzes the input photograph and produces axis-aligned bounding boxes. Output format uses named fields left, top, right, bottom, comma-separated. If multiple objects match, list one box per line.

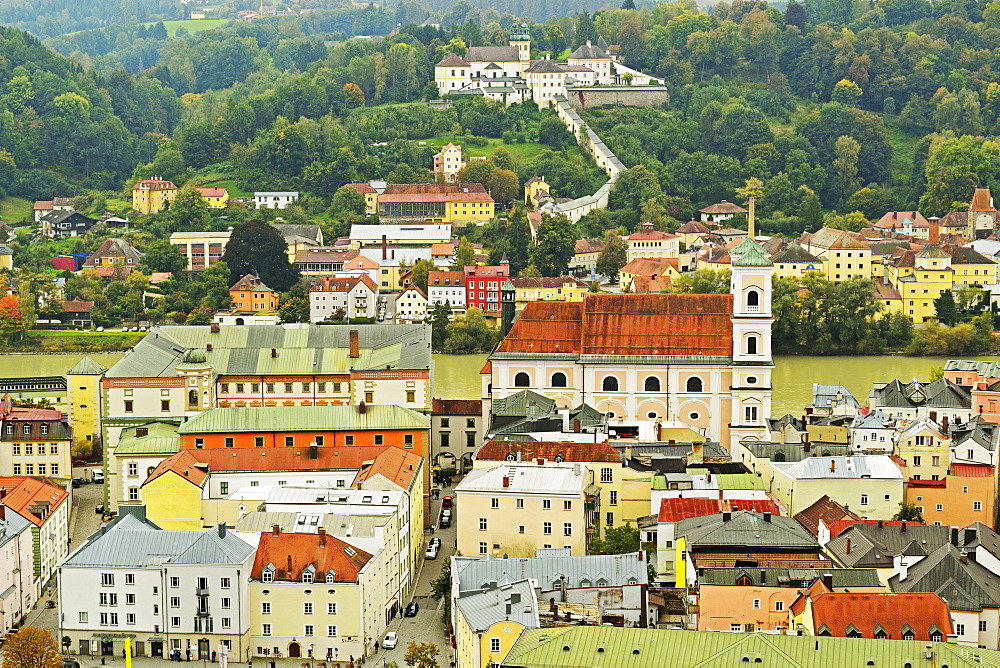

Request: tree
left=139, top=240, right=186, bottom=275
left=2, top=627, right=62, bottom=668
left=589, top=523, right=640, bottom=555
left=531, top=214, right=576, bottom=277
left=330, top=185, right=367, bottom=219
left=404, top=642, right=440, bottom=668
left=666, top=269, right=731, bottom=294
left=428, top=301, right=452, bottom=350
left=0, top=295, right=27, bottom=342
left=444, top=308, right=499, bottom=353
left=595, top=230, right=628, bottom=281
left=410, top=259, right=436, bottom=292
left=186, top=306, right=213, bottom=325
left=831, top=79, right=863, bottom=107
left=171, top=186, right=210, bottom=231
left=451, top=238, right=477, bottom=269
left=892, top=501, right=925, bottom=522
left=429, top=558, right=452, bottom=622
left=221, top=220, right=301, bottom=292
left=934, top=290, right=959, bottom=326
left=538, top=116, right=570, bottom=148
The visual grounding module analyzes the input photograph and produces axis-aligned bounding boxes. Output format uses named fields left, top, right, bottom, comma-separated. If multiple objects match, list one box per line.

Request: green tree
left=170, top=186, right=210, bottom=231
left=429, top=558, right=452, bottom=622
left=139, top=240, right=186, bottom=275
left=428, top=301, right=452, bottom=350
left=830, top=79, right=863, bottom=107
left=538, top=116, right=571, bottom=148
left=403, top=642, right=440, bottom=668
left=451, top=238, right=477, bottom=269
left=410, top=259, right=436, bottom=292
left=330, top=185, right=367, bottom=218
left=444, top=307, right=499, bottom=353
left=797, top=186, right=823, bottom=228
left=595, top=230, right=628, bottom=281
left=892, top=501, right=925, bottom=522
left=934, top=290, right=959, bottom=326
left=221, top=220, right=301, bottom=292
left=531, top=214, right=576, bottom=277
left=929, top=365, right=944, bottom=381
left=589, top=523, right=640, bottom=555
left=666, top=269, right=731, bottom=294
left=186, top=306, right=213, bottom=325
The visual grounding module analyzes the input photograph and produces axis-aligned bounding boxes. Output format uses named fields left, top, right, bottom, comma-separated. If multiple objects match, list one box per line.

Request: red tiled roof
left=310, top=275, right=377, bottom=293
left=0, top=477, right=69, bottom=526
left=436, top=53, right=470, bottom=67
left=825, top=519, right=925, bottom=538
left=658, top=497, right=722, bottom=523
left=480, top=360, right=492, bottom=374
left=725, top=499, right=781, bottom=514
left=677, top=220, right=711, bottom=234
left=620, top=258, right=679, bottom=276
left=950, top=463, right=995, bottom=477
left=133, top=179, right=177, bottom=191
left=428, top=271, right=466, bottom=287
left=497, top=294, right=734, bottom=356
left=699, top=201, right=747, bottom=215
left=432, top=399, right=482, bottom=415
left=509, top=276, right=588, bottom=289
left=144, top=451, right=209, bottom=488
left=476, top=440, right=619, bottom=464
left=380, top=183, right=493, bottom=204
left=971, top=187, right=996, bottom=212
left=251, top=530, right=373, bottom=582
left=809, top=592, right=952, bottom=639
left=794, top=495, right=860, bottom=536
left=345, top=183, right=377, bottom=195
left=574, top=238, right=605, bottom=254
left=62, top=298, right=93, bottom=313
left=2, top=406, right=63, bottom=421
left=353, top=447, right=422, bottom=490
left=198, top=188, right=227, bottom=198
left=431, top=242, right=456, bottom=256
left=628, top=229, right=678, bottom=240
left=873, top=211, right=929, bottom=229
left=33, top=201, right=53, bottom=210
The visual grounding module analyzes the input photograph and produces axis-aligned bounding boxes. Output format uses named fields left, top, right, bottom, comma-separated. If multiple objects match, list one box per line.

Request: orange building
left=176, top=405, right=430, bottom=458
left=906, top=463, right=997, bottom=528
left=229, top=274, right=279, bottom=312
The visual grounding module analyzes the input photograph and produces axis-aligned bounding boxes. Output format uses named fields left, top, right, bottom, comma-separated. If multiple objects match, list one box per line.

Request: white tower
left=728, top=238, right=774, bottom=449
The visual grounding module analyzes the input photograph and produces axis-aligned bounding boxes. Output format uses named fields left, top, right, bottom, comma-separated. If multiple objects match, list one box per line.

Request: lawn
left=184, top=173, right=251, bottom=198
left=143, top=19, right=230, bottom=36
left=413, top=134, right=557, bottom=161
left=0, top=197, right=34, bottom=224
left=882, top=114, right=917, bottom=190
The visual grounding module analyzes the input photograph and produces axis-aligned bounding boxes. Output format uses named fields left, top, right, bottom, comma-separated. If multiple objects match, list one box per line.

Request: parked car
left=404, top=601, right=419, bottom=617
left=63, top=659, right=80, bottom=668
left=442, top=496, right=454, bottom=508
left=71, top=478, right=81, bottom=489
left=425, top=544, right=439, bottom=559
left=383, top=632, right=397, bottom=650
left=430, top=537, right=441, bottom=549
left=92, top=470, right=104, bottom=484
left=439, top=516, right=452, bottom=529
left=441, top=509, right=452, bottom=521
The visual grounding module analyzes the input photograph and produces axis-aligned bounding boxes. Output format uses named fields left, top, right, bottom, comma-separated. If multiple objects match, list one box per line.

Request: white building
left=0, top=510, right=36, bottom=637
left=627, top=222, right=680, bottom=262
left=58, top=513, right=255, bottom=659
left=766, top=455, right=904, bottom=518
left=349, top=224, right=453, bottom=249
left=396, top=285, right=428, bottom=323
left=427, top=271, right=467, bottom=313
left=254, top=192, right=299, bottom=209
left=849, top=410, right=895, bottom=453
left=308, top=275, right=378, bottom=322
left=434, top=143, right=466, bottom=183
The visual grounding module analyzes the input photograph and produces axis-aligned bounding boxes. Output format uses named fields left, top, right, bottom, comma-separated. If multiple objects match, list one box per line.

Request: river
left=1, top=352, right=996, bottom=417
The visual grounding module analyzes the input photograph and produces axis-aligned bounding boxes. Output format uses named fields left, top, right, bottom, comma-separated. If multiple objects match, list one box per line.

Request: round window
left=647, top=412, right=658, bottom=419
left=746, top=376, right=757, bottom=385
left=304, top=589, right=312, bottom=595
left=262, top=590, right=270, bottom=595
left=689, top=412, right=700, bottom=421
left=327, top=589, right=336, bottom=595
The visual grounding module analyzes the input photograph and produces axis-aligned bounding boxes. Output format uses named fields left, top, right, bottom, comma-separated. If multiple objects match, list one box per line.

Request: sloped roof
left=677, top=220, right=710, bottom=235
left=657, top=497, right=722, bottom=523
left=971, top=187, right=996, bottom=212
left=453, top=551, right=647, bottom=593
left=794, top=495, right=860, bottom=536
left=697, top=567, right=880, bottom=587
left=951, top=246, right=995, bottom=265
left=731, top=239, right=773, bottom=267
left=872, top=378, right=971, bottom=410
left=474, top=440, right=619, bottom=464
left=699, top=201, right=747, bottom=215
left=526, top=59, right=565, bottom=74
left=509, top=276, right=588, bottom=289
left=198, top=188, right=227, bottom=198
left=771, top=456, right=902, bottom=481
left=465, top=46, right=520, bottom=62
left=890, top=542, right=1000, bottom=611
left=874, top=211, right=930, bottom=229
left=68, top=356, right=106, bottom=375
left=569, top=43, right=607, bottom=59
left=456, top=462, right=587, bottom=494
left=916, top=243, right=950, bottom=259
left=676, top=511, right=818, bottom=549
left=352, top=447, right=422, bottom=490
left=143, top=451, right=209, bottom=488
left=251, top=530, right=373, bottom=582
left=803, top=227, right=870, bottom=250
left=177, top=405, right=428, bottom=434
left=620, top=257, right=679, bottom=276
left=0, top=477, right=68, bottom=526
left=491, top=390, right=555, bottom=418
left=114, top=422, right=180, bottom=456
left=62, top=297, right=93, bottom=313
left=494, top=293, right=734, bottom=358
left=436, top=52, right=470, bottom=67
left=809, top=591, right=952, bottom=639
left=456, top=579, right=539, bottom=634
left=771, top=242, right=821, bottom=264
left=432, top=399, right=481, bottom=415
left=827, top=522, right=948, bottom=568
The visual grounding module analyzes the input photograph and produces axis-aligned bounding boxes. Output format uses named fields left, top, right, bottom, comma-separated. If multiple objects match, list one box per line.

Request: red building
left=464, top=259, right=509, bottom=321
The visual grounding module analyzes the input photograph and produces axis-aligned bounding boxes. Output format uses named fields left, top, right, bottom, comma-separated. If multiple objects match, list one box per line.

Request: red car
left=441, top=496, right=454, bottom=508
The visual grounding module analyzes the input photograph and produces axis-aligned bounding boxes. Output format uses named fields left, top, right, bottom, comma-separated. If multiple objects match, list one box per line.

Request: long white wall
left=546, top=95, right=626, bottom=222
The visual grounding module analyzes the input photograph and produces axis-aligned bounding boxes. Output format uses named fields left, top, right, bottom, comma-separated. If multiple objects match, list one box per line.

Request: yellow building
left=951, top=246, right=997, bottom=287
left=197, top=187, right=229, bottom=208
left=618, top=257, right=681, bottom=293
left=896, top=245, right=953, bottom=323
left=766, top=455, right=904, bottom=518
left=455, top=581, right=535, bottom=668
left=140, top=450, right=206, bottom=530
left=524, top=176, right=550, bottom=209
left=345, top=183, right=379, bottom=215
left=454, top=461, right=594, bottom=557
left=132, top=179, right=178, bottom=214
left=506, top=276, right=588, bottom=310
left=799, top=227, right=871, bottom=283
left=895, top=416, right=950, bottom=482
left=0, top=245, right=12, bottom=270
left=769, top=242, right=823, bottom=280
left=67, top=356, right=105, bottom=449
left=377, top=183, right=494, bottom=224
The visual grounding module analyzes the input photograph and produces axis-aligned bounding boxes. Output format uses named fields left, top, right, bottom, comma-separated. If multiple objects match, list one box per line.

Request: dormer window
left=326, top=571, right=336, bottom=583
left=302, top=568, right=314, bottom=584
left=262, top=565, right=275, bottom=583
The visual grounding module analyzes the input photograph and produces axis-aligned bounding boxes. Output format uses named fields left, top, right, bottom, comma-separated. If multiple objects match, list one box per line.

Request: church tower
left=728, top=238, right=773, bottom=448
left=509, top=23, right=531, bottom=73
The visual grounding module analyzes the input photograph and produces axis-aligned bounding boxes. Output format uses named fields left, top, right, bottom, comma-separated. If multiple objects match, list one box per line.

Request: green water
left=1, top=352, right=995, bottom=418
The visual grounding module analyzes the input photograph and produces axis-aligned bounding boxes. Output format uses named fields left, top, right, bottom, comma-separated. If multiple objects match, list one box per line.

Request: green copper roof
left=115, top=422, right=181, bottom=455
left=68, top=356, right=107, bottom=376
left=731, top=239, right=773, bottom=267
left=502, top=626, right=1000, bottom=667
left=177, top=405, right=429, bottom=435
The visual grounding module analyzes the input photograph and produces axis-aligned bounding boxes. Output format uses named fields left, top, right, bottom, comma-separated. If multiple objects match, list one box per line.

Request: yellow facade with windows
left=455, top=612, right=526, bottom=668
left=443, top=199, right=494, bottom=224
left=140, top=470, right=203, bottom=530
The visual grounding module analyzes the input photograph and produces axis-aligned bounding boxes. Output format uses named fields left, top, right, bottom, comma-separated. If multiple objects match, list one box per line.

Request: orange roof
left=497, top=294, right=734, bottom=357
left=428, top=271, right=465, bottom=287
left=794, top=495, right=860, bottom=536
left=725, top=498, right=781, bottom=514
left=0, top=477, right=69, bottom=526
left=809, top=592, right=952, bottom=639
left=144, top=451, right=209, bottom=488
left=575, top=238, right=605, bottom=254
left=380, top=183, right=493, bottom=204
left=344, top=255, right=379, bottom=269
left=33, top=201, right=53, bottom=210
left=251, top=530, right=373, bottom=582
left=309, top=275, right=377, bottom=293
left=480, top=360, right=492, bottom=374
left=971, top=187, right=996, bottom=212
left=873, top=211, right=929, bottom=229
left=345, top=183, right=377, bottom=195
left=658, top=497, right=722, bottom=523
left=950, top=463, right=995, bottom=477
left=475, top=440, right=619, bottom=464
left=133, top=179, right=177, bottom=191
left=431, top=242, right=456, bottom=256
left=353, top=447, right=422, bottom=490
left=620, top=257, right=679, bottom=276
left=198, top=188, right=227, bottom=198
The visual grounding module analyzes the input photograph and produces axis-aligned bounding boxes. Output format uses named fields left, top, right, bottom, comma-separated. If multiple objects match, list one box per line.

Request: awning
left=90, top=633, right=137, bottom=640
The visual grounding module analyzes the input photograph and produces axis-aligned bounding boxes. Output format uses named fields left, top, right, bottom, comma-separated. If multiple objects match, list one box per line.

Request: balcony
left=196, top=609, right=210, bottom=618
left=195, top=587, right=209, bottom=596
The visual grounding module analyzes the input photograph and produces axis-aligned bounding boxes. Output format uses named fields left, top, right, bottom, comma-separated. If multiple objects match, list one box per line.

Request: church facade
left=482, top=239, right=774, bottom=451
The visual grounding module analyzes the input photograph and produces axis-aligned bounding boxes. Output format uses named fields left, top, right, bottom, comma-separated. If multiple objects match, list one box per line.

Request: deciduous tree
left=2, top=627, right=61, bottom=668
left=595, top=230, right=627, bottom=281
left=221, top=220, right=301, bottom=292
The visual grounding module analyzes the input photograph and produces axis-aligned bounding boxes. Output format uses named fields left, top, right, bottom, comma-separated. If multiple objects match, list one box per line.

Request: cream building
left=395, top=285, right=428, bottom=323
left=67, top=356, right=106, bottom=450
left=894, top=416, right=951, bottom=481
left=434, top=143, right=465, bottom=183
left=799, top=227, right=872, bottom=283
left=453, top=462, right=595, bottom=557
left=766, top=455, right=904, bottom=518
left=627, top=222, right=680, bottom=262
left=484, top=239, right=775, bottom=450
left=454, top=580, right=537, bottom=668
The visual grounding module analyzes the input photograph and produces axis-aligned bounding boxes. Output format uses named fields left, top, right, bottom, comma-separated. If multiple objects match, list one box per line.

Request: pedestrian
left=375, top=640, right=380, bottom=651
left=430, top=525, right=435, bottom=534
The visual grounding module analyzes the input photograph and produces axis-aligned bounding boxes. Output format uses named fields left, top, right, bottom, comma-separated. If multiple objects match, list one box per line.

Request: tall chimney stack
left=349, top=329, right=360, bottom=358
left=929, top=216, right=941, bottom=245
left=382, top=235, right=388, bottom=260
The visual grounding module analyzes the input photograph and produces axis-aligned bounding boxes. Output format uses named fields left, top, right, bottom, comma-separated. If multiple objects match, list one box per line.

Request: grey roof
left=871, top=378, right=971, bottom=410
left=491, top=390, right=556, bottom=418
left=676, top=511, right=818, bottom=549
left=826, top=523, right=951, bottom=568
left=951, top=417, right=997, bottom=451
left=811, top=384, right=860, bottom=410
left=740, top=441, right=850, bottom=462
left=105, top=324, right=431, bottom=378
left=113, top=422, right=180, bottom=455
left=770, top=242, right=821, bottom=264
left=235, top=511, right=389, bottom=537
left=569, top=44, right=607, bottom=59
left=465, top=46, right=521, bottom=62
left=526, top=59, right=565, bottom=74
left=271, top=223, right=322, bottom=245
left=731, top=239, right=773, bottom=267
left=696, top=567, right=881, bottom=588
left=945, top=359, right=1000, bottom=378
left=766, top=414, right=806, bottom=432
left=0, top=511, right=34, bottom=550
left=770, top=455, right=903, bottom=480
left=615, top=442, right=729, bottom=459
left=455, top=579, right=540, bottom=633
left=890, top=542, right=1000, bottom=611
left=64, top=515, right=254, bottom=568
left=850, top=409, right=893, bottom=430
left=453, top=552, right=647, bottom=593
left=68, top=356, right=107, bottom=376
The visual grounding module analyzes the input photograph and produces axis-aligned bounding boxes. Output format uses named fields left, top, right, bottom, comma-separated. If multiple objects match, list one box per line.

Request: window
left=79, top=612, right=88, bottom=623
left=266, top=383, right=275, bottom=393
left=404, top=434, right=414, bottom=448
left=491, top=498, right=499, bottom=508
left=610, top=490, right=618, bottom=506
left=170, top=597, right=180, bottom=608
left=980, top=621, right=988, bottom=632
left=22, top=424, right=29, bottom=435
left=957, top=624, right=966, bottom=635
left=564, top=523, right=572, bottom=536
left=747, top=289, right=760, bottom=308
left=746, top=335, right=759, bottom=355
left=302, top=571, right=313, bottom=584
left=10, top=444, right=17, bottom=456
left=128, top=487, right=139, bottom=501
left=516, top=498, right=524, bottom=509
left=480, top=518, right=488, bottom=530
left=327, top=626, right=338, bottom=637
left=171, top=617, right=181, bottom=628
left=479, top=542, right=488, bottom=555
left=345, top=435, right=354, bottom=446
left=544, top=522, right=552, bottom=535
left=440, top=418, right=450, bottom=428
left=564, top=500, right=572, bottom=510
left=304, top=602, right=314, bottom=615
left=169, top=577, right=179, bottom=588
left=606, top=512, right=614, bottom=526
left=261, top=602, right=271, bottom=615
left=284, top=383, right=293, bottom=393
left=194, top=437, right=204, bottom=449
left=774, top=601, right=784, bottom=612
left=365, top=392, right=373, bottom=403
left=126, top=594, right=135, bottom=605
left=731, top=624, right=743, bottom=632
left=23, top=444, right=31, bottom=456
left=127, top=462, right=138, bottom=476
left=327, top=603, right=337, bottom=615
left=23, top=464, right=31, bottom=475
left=160, top=400, right=170, bottom=412
left=220, top=482, right=229, bottom=495
left=913, top=456, right=922, bottom=466
left=100, top=613, right=109, bottom=626
left=224, top=437, right=234, bottom=448
left=514, top=372, right=530, bottom=387
left=602, top=376, right=619, bottom=391
left=601, top=468, right=613, bottom=483
left=102, top=573, right=115, bottom=587
left=936, top=504, right=944, bottom=511
left=285, top=436, right=294, bottom=447
left=124, top=400, right=133, bottom=413
left=744, top=406, right=758, bottom=423
left=685, top=377, right=702, bottom=392
left=12, top=464, right=20, bottom=475
left=861, top=494, right=869, bottom=506
left=543, top=500, right=551, bottom=509
left=753, top=599, right=761, bottom=609
left=125, top=573, right=134, bottom=585
left=261, top=623, right=271, bottom=636
left=975, top=501, right=983, bottom=511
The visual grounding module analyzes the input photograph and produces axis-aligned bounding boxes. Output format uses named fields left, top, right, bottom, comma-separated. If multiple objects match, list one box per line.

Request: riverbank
left=3, top=330, right=144, bottom=353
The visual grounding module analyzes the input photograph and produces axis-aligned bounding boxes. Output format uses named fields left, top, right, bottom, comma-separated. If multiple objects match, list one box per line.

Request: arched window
left=644, top=376, right=660, bottom=392
left=686, top=377, right=703, bottom=392
left=514, top=372, right=530, bottom=387
left=188, top=390, right=198, bottom=405
left=602, top=376, right=619, bottom=392
left=747, top=289, right=760, bottom=308
left=551, top=372, right=567, bottom=388
left=746, top=335, right=759, bottom=355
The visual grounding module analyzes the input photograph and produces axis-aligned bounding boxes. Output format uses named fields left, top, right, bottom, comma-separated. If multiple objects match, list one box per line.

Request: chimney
left=502, top=476, right=510, bottom=488
left=822, top=573, right=833, bottom=590
left=218, top=523, right=226, bottom=538
left=902, top=521, right=907, bottom=533
left=210, top=323, right=220, bottom=333
left=830, top=459, right=836, bottom=472
left=271, top=348, right=277, bottom=358
left=287, top=555, right=293, bottom=573
left=382, top=235, right=388, bottom=260
left=573, top=420, right=581, bottom=433
left=961, top=551, right=969, bottom=564
left=929, top=216, right=941, bottom=245
left=763, top=513, right=772, bottom=523
left=309, top=444, right=318, bottom=459
left=358, top=401, right=367, bottom=414
left=272, top=524, right=280, bottom=537
left=846, top=538, right=851, bottom=554
left=878, top=520, right=884, bottom=529
left=952, top=527, right=960, bottom=546
left=206, top=343, right=213, bottom=352
left=136, top=427, right=148, bottom=437
left=722, top=512, right=732, bottom=522
left=349, top=329, right=360, bottom=358
left=318, top=527, right=326, bottom=547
